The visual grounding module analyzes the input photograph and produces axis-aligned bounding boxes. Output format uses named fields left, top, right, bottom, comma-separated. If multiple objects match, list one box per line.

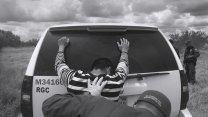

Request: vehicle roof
left=50, top=23, right=157, bottom=28
left=49, top=23, right=158, bottom=32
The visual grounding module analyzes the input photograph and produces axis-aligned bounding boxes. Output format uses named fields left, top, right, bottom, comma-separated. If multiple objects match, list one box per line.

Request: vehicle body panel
left=121, top=70, right=181, bottom=117
left=32, top=76, right=67, bottom=117
left=179, top=109, right=192, bottom=117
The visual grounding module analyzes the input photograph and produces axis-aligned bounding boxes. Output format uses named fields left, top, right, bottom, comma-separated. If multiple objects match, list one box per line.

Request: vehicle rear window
left=34, top=30, right=178, bottom=76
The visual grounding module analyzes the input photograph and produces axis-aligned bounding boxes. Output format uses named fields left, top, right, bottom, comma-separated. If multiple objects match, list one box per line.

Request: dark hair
left=91, top=58, right=114, bottom=71
left=169, top=39, right=174, bottom=44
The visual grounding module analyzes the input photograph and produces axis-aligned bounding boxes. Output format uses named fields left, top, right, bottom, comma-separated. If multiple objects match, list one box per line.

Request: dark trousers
left=185, top=62, right=196, bottom=83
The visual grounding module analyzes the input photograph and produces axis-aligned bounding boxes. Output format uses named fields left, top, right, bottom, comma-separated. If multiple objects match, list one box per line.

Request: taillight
left=21, top=76, right=33, bottom=117
left=179, top=70, right=189, bottom=109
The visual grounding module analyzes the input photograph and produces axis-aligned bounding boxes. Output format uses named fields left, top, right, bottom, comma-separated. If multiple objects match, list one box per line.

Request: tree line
left=169, top=30, right=208, bottom=51
left=0, top=29, right=207, bottom=50
left=0, top=29, right=38, bottom=48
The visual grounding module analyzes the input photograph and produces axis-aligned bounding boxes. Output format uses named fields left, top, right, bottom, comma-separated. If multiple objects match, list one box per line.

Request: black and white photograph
left=0, top=0, right=208, bottom=117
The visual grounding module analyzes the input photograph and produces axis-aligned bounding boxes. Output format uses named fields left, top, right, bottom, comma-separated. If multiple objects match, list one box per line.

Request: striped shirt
left=55, top=52, right=129, bottom=101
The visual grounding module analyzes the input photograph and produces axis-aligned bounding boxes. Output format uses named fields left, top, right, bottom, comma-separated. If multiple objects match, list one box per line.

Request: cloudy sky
left=0, top=0, right=208, bottom=41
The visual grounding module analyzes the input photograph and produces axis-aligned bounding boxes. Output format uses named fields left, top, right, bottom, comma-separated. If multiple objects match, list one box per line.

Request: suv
left=21, top=24, right=192, bottom=117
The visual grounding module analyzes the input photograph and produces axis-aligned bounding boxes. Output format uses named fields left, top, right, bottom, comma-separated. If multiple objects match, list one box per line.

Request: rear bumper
left=178, top=108, right=192, bottom=117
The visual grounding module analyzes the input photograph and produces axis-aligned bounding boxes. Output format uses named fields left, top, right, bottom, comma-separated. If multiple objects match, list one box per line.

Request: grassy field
left=0, top=47, right=34, bottom=117
left=187, top=49, right=208, bottom=117
left=0, top=47, right=207, bottom=117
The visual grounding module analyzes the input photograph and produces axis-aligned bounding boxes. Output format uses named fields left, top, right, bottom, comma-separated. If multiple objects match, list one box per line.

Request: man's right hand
left=87, top=77, right=107, bottom=96
left=117, top=38, right=130, bottom=53
left=58, top=36, right=70, bottom=52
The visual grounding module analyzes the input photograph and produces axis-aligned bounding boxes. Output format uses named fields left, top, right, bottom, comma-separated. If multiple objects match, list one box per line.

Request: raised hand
left=117, top=38, right=130, bottom=53
left=58, top=36, right=70, bottom=52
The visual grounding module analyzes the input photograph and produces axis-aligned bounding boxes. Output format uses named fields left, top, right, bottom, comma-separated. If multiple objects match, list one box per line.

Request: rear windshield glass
left=35, top=30, right=178, bottom=76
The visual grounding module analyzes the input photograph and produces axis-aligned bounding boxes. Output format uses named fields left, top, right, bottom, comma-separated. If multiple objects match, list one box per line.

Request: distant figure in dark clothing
left=169, top=39, right=180, bottom=58
left=183, top=40, right=200, bottom=84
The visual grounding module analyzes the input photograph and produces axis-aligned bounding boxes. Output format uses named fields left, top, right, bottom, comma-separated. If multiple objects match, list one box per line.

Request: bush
left=0, top=29, right=39, bottom=48
left=22, top=38, right=39, bottom=47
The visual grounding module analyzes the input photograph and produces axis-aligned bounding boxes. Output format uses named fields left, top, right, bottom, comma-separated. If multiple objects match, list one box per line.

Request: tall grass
left=0, top=47, right=34, bottom=117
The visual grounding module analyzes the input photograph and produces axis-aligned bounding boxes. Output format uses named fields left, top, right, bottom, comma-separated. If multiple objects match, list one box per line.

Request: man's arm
left=114, top=38, right=129, bottom=80
left=55, top=37, right=75, bottom=87
left=194, top=48, right=200, bottom=58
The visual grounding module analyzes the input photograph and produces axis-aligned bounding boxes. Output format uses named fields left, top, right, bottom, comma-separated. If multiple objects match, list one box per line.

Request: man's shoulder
left=74, top=70, right=92, bottom=77
left=187, top=45, right=195, bottom=49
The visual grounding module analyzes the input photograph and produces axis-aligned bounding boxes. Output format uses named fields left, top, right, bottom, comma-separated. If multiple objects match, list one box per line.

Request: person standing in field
left=55, top=36, right=130, bottom=101
left=183, top=40, right=200, bottom=84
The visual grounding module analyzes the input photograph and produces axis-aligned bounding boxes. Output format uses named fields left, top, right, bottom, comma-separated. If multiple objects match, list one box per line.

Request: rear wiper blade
left=127, top=72, right=170, bottom=80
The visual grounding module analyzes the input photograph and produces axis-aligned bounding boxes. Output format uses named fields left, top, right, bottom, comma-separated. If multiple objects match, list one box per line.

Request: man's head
left=185, top=40, right=191, bottom=46
left=91, top=58, right=114, bottom=75
left=169, top=39, right=174, bottom=45
left=134, top=90, right=171, bottom=117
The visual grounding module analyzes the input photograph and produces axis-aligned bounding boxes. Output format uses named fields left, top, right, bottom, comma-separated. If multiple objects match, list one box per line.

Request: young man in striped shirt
left=55, top=36, right=129, bottom=101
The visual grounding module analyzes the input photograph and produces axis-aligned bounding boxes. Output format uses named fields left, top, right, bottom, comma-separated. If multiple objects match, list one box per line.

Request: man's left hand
left=58, top=36, right=70, bottom=52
